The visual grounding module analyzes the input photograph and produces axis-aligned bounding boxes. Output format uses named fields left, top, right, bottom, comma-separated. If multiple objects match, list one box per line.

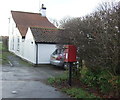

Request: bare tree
left=58, top=1, right=120, bottom=75
left=49, top=18, right=59, bottom=27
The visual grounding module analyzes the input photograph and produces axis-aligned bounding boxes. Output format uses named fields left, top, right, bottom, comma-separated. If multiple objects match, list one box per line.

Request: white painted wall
left=9, top=16, right=57, bottom=64
left=8, top=15, right=15, bottom=52
left=8, top=16, right=36, bottom=64
left=38, top=44, right=56, bottom=64
left=23, top=28, right=36, bottom=64
left=8, top=15, right=22, bottom=57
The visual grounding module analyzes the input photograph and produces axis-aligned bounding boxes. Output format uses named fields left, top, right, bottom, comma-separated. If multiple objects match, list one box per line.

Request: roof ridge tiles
left=30, top=27, right=64, bottom=30
left=11, top=10, right=41, bottom=15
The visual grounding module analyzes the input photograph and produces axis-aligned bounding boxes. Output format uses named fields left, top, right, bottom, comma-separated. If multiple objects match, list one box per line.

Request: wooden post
left=68, top=62, right=73, bottom=86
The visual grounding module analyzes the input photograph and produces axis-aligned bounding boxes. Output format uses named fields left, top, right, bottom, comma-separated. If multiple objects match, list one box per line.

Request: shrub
left=80, top=66, right=119, bottom=95
left=48, top=77, right=55, bottom=84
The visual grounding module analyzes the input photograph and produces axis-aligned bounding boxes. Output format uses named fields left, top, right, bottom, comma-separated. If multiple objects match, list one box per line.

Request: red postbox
left=64, top=45, right=77, bottom=62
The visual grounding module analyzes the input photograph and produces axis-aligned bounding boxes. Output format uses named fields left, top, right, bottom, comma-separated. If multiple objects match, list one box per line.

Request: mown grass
left=48, top=72, right=68, bottom=84
left=48, top=65, right=120, bottom=98
left=47, top=72, right=98, bottom=98
left=2, top=51, right=12, bottom=65
left=0, top=42, right=12, bottom=65
left=62, top=88, right=97, bottom=98
left=0, top=43, right=2, bottom=50
left=0, top=42, right=32, bottom=66
left=19, top=57, right=33, bottom=67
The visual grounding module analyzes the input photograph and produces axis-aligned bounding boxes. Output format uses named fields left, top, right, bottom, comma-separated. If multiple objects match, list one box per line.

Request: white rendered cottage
left=8, top=6, right=63, bottom=64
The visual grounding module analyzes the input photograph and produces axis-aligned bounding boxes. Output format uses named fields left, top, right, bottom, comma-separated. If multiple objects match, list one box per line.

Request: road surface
left=1, top=54, right=69, bottom=98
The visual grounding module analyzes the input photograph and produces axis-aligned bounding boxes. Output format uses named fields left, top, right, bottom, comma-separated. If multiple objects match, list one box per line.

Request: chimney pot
left=40, top=4, right=46, bottom=16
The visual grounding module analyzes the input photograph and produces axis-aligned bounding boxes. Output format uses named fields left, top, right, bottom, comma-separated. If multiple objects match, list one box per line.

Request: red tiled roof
left=17, top=25, right=28, bottom=36
left=11, top=11, right=56, bottom=36
left=30, top=27, right=64, bottom=43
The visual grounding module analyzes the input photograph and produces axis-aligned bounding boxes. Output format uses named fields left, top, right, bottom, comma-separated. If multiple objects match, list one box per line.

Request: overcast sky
left=0, top=0, right=119, bottom=36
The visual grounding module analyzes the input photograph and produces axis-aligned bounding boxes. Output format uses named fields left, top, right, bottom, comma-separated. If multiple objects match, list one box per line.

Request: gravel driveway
left=1, top=54, right=69, bottom=98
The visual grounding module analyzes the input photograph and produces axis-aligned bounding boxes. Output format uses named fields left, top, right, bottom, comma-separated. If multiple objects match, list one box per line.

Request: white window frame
left=17, top=36, right=20, bottom=51
left=12, top=36, right=14, bottom=50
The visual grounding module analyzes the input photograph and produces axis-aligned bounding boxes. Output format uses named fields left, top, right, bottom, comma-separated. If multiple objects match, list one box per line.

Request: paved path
left=1, top=54, right=69, bottom=98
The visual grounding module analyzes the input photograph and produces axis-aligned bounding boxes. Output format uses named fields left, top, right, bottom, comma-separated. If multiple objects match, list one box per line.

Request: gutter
left=36, top=43, right=38, bottom=65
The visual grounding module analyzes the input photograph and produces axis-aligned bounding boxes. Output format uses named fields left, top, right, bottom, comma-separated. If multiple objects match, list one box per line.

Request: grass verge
left=0, top=42, right=12, bottom=65
left=19, top=57, right=33, bottom=67
left=62, top=88, right=97, bottom=98
left=0, top=42, right=32, bottom=66
left=48, top=72, right=98, bottom=98
left=2, top=51, right=12, bottom=65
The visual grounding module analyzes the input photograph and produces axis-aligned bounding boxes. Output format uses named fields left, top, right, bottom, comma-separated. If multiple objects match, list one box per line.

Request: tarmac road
left=1, top=54, right=69, bottom=98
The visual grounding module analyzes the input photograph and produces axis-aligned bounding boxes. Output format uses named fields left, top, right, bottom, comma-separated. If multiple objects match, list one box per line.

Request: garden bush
left=80, top=66, right=120, bottom=95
